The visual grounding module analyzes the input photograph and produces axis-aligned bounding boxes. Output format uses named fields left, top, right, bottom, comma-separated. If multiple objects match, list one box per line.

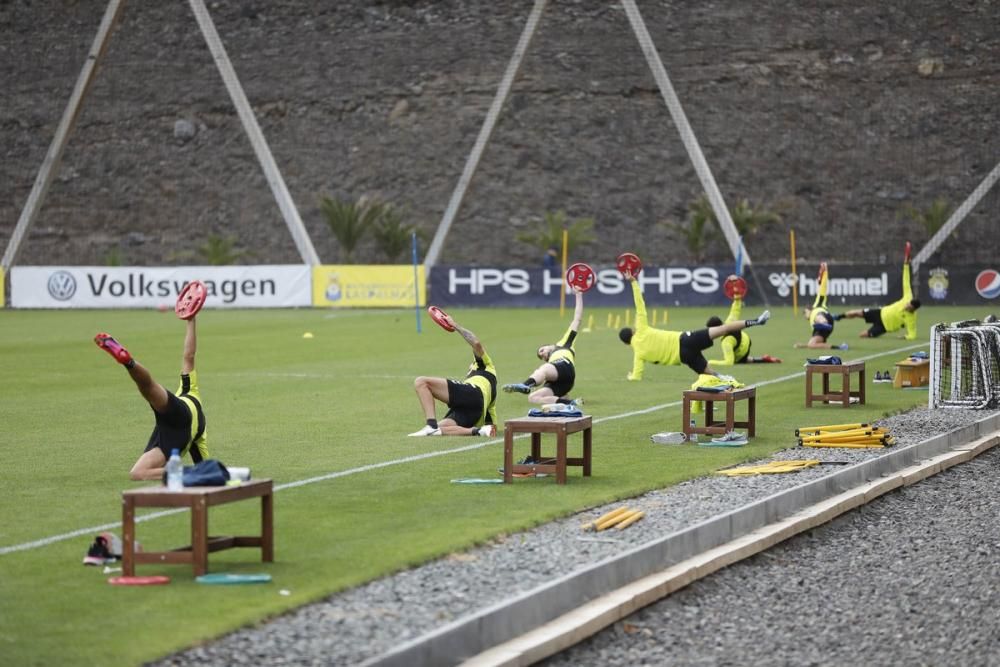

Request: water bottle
left=689, top=419, right=698, bottom=442
left=166, top=449, right=183, bottom=491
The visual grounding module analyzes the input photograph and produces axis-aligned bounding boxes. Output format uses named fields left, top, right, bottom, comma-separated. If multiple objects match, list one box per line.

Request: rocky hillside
left=2, top=0, right=998, bottom=268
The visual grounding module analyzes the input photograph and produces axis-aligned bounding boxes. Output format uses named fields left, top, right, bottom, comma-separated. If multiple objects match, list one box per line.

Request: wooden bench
left=894, top=357, right=930, bottom=388
left=121, top=479, right=273, bottom=577
left=806, top=360, right=866, bottom=407
left=682, top=386, right=757, bottom=440
left=503, top=416, right=592, bottom=484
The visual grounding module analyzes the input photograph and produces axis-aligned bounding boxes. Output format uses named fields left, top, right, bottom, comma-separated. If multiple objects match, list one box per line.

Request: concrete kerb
left=362, top=412, right=1000, bottom=667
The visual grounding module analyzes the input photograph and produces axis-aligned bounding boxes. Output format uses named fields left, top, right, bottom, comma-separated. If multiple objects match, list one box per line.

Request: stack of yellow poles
left=581, top=506, right=645, bottom=531
left=795, top=422, right=895, bottom=448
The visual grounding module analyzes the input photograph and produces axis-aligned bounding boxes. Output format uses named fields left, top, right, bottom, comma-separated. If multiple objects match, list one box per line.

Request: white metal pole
left=2, top=0, right=128, bottom=273
left=424, top=0, right=548, bottom=269
left=620, top=0, right=750, bottom=267
left=187, top=0, right=320, bottom=266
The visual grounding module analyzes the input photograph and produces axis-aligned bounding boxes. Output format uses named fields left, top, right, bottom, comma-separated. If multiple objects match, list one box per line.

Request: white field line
left=1, top=343, right=925, bottom=556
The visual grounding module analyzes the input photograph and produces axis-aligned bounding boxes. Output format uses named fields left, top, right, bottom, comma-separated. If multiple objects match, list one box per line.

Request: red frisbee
left=108, top=575, right=171, bottom=586
left=904, top=241, right=912, bottom=264
left=427, top=306, right=456, bottom=332
left=565, top=263, right=596, bottom=292
left=616, top=252, right=643, bottom=277
left=723, top=275, right=748, bottom=300
left=175, top=280, right=207, bottom=320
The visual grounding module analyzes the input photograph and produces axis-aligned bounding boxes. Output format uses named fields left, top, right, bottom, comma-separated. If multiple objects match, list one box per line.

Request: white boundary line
left=0, top=344, right=925, bottom=556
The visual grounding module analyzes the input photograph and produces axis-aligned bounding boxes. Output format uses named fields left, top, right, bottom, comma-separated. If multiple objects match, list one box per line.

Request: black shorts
left=812, top=313, right=834, bottom=341
left=445, top=379, right=485, bottom=428
left=145, top=392, right=205, bottom=462
left=863, top=308, right=887, bottom=337
left=544, top=359, right=576, bottom=397
left=679, top=329, right=714, bottom=374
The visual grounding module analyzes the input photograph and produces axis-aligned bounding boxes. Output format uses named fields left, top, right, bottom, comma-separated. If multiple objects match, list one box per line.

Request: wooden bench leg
left=556, top=430, right=567, bottom=484
left=262, top=492, right=274, bottom=562
left=840, top=370, right=850, bottom=408
left=122, top=496, right=136, bottom=576
left=806, top=368, right=813, bottom=407
left=503, top=427, right=514, bottom=484
left=583, top=426, right=592, bottom=477
left=705, top=399, right=714, bottom=430
left=531, top=432, right=541, bottom=461
left=748, top=393, right=756, bottom=437
left=682, top=397, right=692, bottom=437
left=858, top=368, right=866, bottom=404
left=192, top=497, right=208, bottom=576
left=725, top=396, right=735, bottom=432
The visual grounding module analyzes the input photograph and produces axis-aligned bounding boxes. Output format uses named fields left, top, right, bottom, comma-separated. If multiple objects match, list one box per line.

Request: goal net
left=930, top=320, right=1000, bottom=409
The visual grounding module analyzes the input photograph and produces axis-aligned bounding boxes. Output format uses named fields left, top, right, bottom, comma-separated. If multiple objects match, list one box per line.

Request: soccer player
left=503, top=287, right=584, bottom=405
left=94, top=317, right=208, bottom=481
left=794, top=262, right=849, bottom=350
left=618, top=269, right=770, bottom=380
left=409, top=319, right=498, bottom=437
left=835, top=260, right=921, bottom=339
left=705, top=276, right=782, bottom=365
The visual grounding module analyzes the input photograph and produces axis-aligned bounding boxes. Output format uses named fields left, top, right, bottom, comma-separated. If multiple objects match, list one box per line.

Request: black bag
left=181, top=459, right=230, bottom=486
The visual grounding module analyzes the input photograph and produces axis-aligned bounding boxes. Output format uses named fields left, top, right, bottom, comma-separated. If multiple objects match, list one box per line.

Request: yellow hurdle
left=795, top=423, right=867, bottom=436
left=800, top=429, right=884, bottom=441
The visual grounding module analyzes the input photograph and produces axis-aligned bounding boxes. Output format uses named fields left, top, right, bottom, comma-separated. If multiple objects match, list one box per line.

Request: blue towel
left=528, top=408, right=583, bottom=418
left=806, top=356, right=842, bottom=365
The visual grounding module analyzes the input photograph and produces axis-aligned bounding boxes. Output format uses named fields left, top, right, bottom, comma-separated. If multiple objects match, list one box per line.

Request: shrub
left=320, top=195, right=385, bottom=263
left=516, top=210, right=595, bottom=256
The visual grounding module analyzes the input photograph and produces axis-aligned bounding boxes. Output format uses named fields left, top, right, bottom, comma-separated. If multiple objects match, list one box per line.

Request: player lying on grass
left=503, top=286, right=584, bottom=406
left=706, top=275, right=782, bottom=365
left=95, top=317, right=208, bottom=481
left=618, top=269, right=770, bottom=380
left=794, top=262, right=849, bottom=350
left=834, top=260, right=921, bottom=340
left=409, top=318, right=498, bottom=437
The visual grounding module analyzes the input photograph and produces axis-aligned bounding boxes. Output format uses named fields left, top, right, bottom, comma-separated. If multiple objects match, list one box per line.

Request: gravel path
left=155, top=408, right=996, bottom=666
left=544, top=434, right=1000, bottom=666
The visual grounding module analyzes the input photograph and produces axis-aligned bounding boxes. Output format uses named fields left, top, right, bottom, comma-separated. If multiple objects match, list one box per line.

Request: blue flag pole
left=412, top=232, right=422, bottom=333
left=735, top=236, right=744, bottom=277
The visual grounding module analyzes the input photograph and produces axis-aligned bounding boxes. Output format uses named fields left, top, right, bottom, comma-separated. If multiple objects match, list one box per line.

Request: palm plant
left=319, top=195, right=385, bottom=263
left=901, top=198, right=952, bottom=238
left=197, top=235, right=247, bottom=265
left=372, top=205, right=418, bottom=263
left=516, top=210, right=596, bottom=256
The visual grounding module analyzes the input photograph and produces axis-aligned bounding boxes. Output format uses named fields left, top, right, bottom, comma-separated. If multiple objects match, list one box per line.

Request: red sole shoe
left=94, top=333, right=132, bottom=365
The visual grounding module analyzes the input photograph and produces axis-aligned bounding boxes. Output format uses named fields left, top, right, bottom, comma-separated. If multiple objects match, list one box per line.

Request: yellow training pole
left=616, top=511, right=645, bottom=530
left=790, top=229, right=798, bottom=313
left=614, top=315, right=621, bottom=329
left=625, top=309, right=631, bottom=326
left=582, top=506, right=629, bottom=531
left=560, top=228, right=568, bottom=317
left=607, top=313, right=613, bottom=329
left=584, top=314, right=594, bottom=332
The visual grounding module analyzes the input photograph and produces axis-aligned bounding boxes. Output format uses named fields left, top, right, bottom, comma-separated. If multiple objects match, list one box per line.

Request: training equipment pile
left=795, top=422, right=895, bottom=448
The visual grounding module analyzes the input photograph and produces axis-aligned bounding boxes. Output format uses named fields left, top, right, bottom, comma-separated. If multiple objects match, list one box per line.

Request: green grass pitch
left=0, top=304, right=977, bottom=665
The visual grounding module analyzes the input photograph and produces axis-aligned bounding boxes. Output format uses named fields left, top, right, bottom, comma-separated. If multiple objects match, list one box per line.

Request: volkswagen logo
left=47, top=271, right=77, bottom=301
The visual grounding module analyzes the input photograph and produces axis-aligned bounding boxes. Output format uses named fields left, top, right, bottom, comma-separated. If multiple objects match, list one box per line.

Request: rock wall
left=2, top=0, right=998, bottom=268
